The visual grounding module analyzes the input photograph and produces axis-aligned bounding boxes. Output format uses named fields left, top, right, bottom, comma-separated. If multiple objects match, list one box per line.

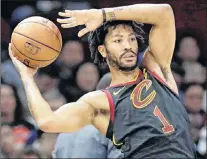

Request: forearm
left=21, top=76, right=53, bottom=126
left=104, top=4, right=172, bottom=25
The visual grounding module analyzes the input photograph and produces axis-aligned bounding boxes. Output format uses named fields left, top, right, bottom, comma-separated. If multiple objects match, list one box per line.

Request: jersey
left=103, top=68, right=196, bottom=158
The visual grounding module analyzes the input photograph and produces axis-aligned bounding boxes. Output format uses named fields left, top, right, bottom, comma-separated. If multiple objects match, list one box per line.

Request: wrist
left=21, top=75, right=34, bottom=82
left=104, top=8, right=116, bottom=21
left=101, top=8, right=106, bottom=23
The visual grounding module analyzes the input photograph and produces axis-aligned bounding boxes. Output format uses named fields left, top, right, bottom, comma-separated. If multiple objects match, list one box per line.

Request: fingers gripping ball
left=11, top=16, right=62, bottom=68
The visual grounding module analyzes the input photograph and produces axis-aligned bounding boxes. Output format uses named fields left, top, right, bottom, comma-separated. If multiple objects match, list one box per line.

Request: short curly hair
left=88, top=20, right=145, bottom=65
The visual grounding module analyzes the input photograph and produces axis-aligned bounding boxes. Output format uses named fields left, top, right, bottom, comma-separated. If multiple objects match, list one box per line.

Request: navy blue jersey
left=103, top=68, right=196, bottom=158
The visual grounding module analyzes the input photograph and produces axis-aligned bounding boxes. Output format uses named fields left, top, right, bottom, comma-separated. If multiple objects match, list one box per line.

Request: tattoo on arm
left=114, top=7, right=124, bottom=11
left=107, top=6, right=135, bottom=21
left=108, top=11, right=116, bottom=21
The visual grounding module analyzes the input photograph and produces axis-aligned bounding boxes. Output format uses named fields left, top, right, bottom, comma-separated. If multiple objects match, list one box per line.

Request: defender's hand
left=57, top=9, right=103, bottom=37
left=8, top=43, right=38, bottom=78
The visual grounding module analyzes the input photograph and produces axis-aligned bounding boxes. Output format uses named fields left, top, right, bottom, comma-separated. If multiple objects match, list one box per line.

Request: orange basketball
left=11, top=16, right=62, bottom=68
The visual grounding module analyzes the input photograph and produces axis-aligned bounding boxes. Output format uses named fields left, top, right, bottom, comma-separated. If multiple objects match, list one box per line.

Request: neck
left=109, top=67, right=140, bottom=86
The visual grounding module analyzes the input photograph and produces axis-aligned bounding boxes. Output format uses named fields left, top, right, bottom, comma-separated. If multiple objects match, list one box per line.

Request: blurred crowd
left=1, top=0, right=206, bottom=158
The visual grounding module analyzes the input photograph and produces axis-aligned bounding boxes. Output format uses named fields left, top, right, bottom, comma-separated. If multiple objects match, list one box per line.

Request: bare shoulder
left=141, top=49, right=179, bottom=95
left=79, top=90, right=110, bottom=111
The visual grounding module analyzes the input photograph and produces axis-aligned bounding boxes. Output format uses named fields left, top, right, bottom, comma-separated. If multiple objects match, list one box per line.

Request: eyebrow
left=112, top=33, right=135, bottom=38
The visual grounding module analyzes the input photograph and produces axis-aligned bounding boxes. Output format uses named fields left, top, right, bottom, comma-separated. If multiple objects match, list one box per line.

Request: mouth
left=123, top=52, right=136, bottom=58
left=122, top=52, right=136, bottom=61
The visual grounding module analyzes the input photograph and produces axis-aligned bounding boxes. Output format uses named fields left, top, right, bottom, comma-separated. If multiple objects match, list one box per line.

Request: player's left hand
left=57, top=9, right=103, bottom=37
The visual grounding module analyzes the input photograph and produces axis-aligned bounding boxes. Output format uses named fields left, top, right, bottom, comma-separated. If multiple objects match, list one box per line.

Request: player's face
left=104, top=24, right=138, bottom=71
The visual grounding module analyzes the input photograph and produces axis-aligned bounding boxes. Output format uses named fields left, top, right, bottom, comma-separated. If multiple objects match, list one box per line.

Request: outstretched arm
left=23, top=76, right=95, bottom=133
left=8, top=44, right=98, bottom=133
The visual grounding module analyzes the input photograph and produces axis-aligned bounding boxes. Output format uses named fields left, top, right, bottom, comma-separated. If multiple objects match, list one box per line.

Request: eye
left=114, top=39, right=122, bottom=43
left=130, top=37, right=136, bottom=41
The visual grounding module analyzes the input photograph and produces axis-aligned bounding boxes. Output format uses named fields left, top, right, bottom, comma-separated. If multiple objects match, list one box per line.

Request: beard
left=106, top=49, right=138, bottom=71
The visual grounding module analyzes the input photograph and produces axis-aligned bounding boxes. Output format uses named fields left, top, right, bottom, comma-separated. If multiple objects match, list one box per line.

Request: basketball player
left=9, top=4, right=196, bottom=158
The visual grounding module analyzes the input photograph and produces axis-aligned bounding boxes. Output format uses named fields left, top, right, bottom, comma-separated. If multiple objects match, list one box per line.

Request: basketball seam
left=11, top=40, right=58, bottom=62
left=14, top=32, right=60, bottom=53
left=19, top=21, right=62, bottom=45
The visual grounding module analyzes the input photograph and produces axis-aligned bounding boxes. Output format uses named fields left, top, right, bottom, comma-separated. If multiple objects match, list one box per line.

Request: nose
left=124, top=41, right=132, bottom=50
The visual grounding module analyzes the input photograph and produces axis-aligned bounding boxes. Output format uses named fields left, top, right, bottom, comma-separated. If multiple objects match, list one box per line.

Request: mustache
left=120, top=50, right=137, bottom=59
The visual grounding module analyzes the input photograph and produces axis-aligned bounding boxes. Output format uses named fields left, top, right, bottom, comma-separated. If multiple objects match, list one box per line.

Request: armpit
left=160, top=66, right=171, bottom=82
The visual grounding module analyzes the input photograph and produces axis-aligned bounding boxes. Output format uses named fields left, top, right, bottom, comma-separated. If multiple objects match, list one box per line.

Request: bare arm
left=22, top=76, right=95, bottom=133
left=105, top=4, right=172, bottom=25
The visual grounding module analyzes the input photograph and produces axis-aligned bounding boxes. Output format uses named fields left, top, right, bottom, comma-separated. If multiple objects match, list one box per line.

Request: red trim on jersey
left=148, top=70, right=178, bottom=96
left=107, top=70, right=143, bottom=88
left=102, top=90, right=115, bottom=122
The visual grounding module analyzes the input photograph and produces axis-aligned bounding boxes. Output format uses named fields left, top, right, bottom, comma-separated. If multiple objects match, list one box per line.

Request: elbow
left=161, top=4, right=174, bottom=23
left=162, top=4, right=172, bottom=10
left=163, top=4, right=174, bottom=16
left=38, top=122, right=51, bottom=133
left=37, top=119, right=55, bottom=133
left=38, top=123, right=50, bottom=132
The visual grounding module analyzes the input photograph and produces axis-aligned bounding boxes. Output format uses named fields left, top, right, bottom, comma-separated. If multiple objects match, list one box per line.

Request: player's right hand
left=57, top=9, right=103, bottom=37
left=8, top=43, right=38, bottom=78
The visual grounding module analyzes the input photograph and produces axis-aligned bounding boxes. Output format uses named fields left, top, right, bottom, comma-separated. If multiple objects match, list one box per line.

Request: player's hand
left=8, top=43, right=38, bottom=78
left=57, top=9, right=103, bottom=37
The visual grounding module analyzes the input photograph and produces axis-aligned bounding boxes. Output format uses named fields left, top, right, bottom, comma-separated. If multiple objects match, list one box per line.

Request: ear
left=98, top=45, right=107, bottom=58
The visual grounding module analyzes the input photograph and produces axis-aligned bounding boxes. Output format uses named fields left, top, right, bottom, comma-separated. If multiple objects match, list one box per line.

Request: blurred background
left=1, top=0, right=206, bottom=158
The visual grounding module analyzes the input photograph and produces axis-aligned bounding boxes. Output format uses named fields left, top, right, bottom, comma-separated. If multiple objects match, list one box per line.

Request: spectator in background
left=96, top=72, right=111, bottom=90
left=39, top=133, right=59, bottom=158
left=34, top=63, right=61, bottom=95
left=1, top=4, right=36, bottom=89
left=171, top=60, right=185, bottom=101
left=1, top=83, right=37, bottom=157
left=57, top=40, right=85, bottom=81
left=182, top=83, right=205, bottom=114
left=43, top=91, right=67, bottom=111
left=18, top=146, right=42, bottom=158
left=10, top=5, right=35, bottom=28
left=1, top=83, right=35, bottom=130
left=197, top=114, right=206, bottom=159
left=1, top=124, right=16, bottom=158
left=76, top=62, right=100, bottom=92
left=181, top=83, right=206, bottom=157
left=202, top=90, right=206, bottom=112
left=1, top=60, right=29, bottom=117
left=59, top=62, right=100, bottom=102
left=1, top=83, right=22, bottom=125
left=53, top=72, right=123, bottom=158
left=176, top=32, right=206, bottom=84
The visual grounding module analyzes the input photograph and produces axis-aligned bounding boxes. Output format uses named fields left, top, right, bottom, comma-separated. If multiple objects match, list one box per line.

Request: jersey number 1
left=153, top=106, right=175, bottom=134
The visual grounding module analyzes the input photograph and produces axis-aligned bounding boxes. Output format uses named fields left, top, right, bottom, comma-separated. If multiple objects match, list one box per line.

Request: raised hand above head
left=57, top=9, right=103, bottom=37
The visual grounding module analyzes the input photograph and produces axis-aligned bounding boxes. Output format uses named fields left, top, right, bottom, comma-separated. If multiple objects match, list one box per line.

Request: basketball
left=11, top=16, right=62, bottom=68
